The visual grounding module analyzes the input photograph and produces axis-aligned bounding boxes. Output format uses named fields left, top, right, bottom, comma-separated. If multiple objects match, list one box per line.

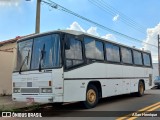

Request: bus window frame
left=105, top=42, right=121, bottom=63
left=120, top=46, right=133, bottom=65
left=13, top=31, right=153, bottom=73
left=132, top=50, right=143, bottom=66
left=64, top=34, right=85, bottom=70
left=84, top=37, right=105, bottom=61
left=13, top=32, right=63, bottom=73
left=142, top=52, right=152, bottom=67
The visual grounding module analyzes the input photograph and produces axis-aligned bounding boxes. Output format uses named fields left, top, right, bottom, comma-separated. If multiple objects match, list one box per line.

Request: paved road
left=1, top=88, right=160, bottom=120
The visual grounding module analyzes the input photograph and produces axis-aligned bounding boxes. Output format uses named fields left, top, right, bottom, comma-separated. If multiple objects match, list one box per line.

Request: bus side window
left=84, top=37, right=104, bottom=60
left=105, top=43, right=120, bottom=62
left=133, top=50, right=143, bottom=65
left=65, top=37, right=83, bottom=68
left=121, top=47, right=133, bottom=64
left=143, top=53, right=151, bottom=67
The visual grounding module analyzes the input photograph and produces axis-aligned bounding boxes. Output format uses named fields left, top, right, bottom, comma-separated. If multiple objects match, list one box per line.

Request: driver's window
left=31, top=34, right=61, bottom=69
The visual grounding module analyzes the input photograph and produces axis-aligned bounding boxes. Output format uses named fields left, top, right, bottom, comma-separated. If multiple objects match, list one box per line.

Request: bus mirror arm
left=19, top=50, right=30, bottom=74
left=39, top=44, right=45, bottom=72
left=19, top=56, right=28, bottom=74
left=26, top=50, right=30, bottom=65
left=39, top=51, right=43, bottom=72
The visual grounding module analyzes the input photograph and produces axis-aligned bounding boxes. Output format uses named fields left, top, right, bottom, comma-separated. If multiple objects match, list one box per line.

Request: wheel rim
left=87, top=89, right=96, bottom=104
left=139, top=83, right=144, bottom=95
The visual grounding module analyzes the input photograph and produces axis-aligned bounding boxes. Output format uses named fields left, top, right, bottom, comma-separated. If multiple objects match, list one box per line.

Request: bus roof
left=18, top=29, right=151, bottom=54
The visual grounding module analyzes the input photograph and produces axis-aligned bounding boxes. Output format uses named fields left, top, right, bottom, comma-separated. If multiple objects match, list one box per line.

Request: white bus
left=12, top=30, right=153, bottom=108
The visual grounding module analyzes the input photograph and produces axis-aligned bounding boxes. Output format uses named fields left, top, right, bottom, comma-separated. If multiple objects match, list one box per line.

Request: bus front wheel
left=83, top=84, right=99, bottom=109
left=136, top=81, right=145, bottom=97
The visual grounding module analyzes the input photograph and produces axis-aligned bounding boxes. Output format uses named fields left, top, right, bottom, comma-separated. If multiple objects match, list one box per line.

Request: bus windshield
left=14, top=34, right=61, bottom=72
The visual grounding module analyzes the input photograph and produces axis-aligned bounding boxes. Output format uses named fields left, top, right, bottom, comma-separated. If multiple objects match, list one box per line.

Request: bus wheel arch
left=137, top=79, right=145, bottom=97
left=83, top=81, right=102, bottom=109
left=87, top=81, right=102, bottom=99
left=140, top=79, right=145, bottom=90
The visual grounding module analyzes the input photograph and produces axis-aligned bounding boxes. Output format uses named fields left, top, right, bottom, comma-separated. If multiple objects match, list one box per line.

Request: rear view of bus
left=12, top=32, right=63, bottom=103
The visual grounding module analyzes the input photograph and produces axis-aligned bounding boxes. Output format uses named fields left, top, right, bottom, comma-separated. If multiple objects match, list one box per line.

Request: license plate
left=26, top=98, right=34, bottom=103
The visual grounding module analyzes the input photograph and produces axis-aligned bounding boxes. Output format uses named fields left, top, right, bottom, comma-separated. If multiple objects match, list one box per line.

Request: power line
left=100, top=0, right=147, bottom=30
left=88, top=0, right=146, bottom=34
left=42, top=0, right=157, bottom=48
left=100, top=0, right=147, bottom=32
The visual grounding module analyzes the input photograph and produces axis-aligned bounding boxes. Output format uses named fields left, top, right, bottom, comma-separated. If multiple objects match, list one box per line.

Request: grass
left=0, top=103, right=41, bottom=112
left=0, top=104, right=21, bottom=112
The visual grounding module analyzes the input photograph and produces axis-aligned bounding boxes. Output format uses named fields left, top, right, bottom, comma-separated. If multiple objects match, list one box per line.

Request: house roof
left=0, top=38, right=17, bottom=46
left=0, top=34, right=34, bottom=46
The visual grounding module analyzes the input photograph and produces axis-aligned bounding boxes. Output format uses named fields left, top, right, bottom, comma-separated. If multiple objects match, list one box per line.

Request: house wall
left=0, top=43, right=16, bottom=95
left=153, top=63, right=158, bottom=79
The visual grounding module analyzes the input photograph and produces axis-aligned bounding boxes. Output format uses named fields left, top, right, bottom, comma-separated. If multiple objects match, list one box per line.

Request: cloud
left=0, top=0, right=21, bottom=7
left=67, top=21, right=85, bottom=32
left=112, top=14, right=119, bottom=22
left=67, top=21, right=116, bottom=42
left=67, top=22, right=100, bottom=36
left=102, top=34, right=116, bottom=41
left=143, top=23, right=160, bottom=63
left=87, top=27, right=99, bottom=36
left=67, top=22, right=160, bottom=63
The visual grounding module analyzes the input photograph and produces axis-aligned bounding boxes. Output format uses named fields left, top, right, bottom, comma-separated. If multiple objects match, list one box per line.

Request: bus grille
left=21, top=88, right=39, bottom=93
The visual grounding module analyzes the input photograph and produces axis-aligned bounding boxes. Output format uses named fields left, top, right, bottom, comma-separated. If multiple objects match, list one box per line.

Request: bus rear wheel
left=83, top=84, right=99, bottom=109
left=136, top=81, right=144, bottom=97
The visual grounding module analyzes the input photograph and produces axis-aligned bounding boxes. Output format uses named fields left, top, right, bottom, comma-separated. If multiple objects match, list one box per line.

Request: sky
left=0, top=0, right=160, bottom=62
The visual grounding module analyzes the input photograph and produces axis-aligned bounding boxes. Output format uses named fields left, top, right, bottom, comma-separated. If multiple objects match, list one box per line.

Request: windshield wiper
left=19, top=50, right=30, bottom=74
left=39, top=44, right=45, bottom=72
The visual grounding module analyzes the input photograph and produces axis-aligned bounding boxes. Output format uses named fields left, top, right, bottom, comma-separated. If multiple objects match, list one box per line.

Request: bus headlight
left=41, top=88, right=52, bottom=93
left=13, top=88, right=20, bottom=93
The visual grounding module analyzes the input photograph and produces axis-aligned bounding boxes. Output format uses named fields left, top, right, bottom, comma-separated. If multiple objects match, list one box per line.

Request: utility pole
left=35, top=0, right=41, bottom=33
left=158, top=34, right=160, bottom=76
left=26, top=0, right=41, bottom=33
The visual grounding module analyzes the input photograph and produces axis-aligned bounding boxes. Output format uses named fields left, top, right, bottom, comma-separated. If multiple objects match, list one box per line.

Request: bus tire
left=83, top=84, right=99, bottom=109
left=136, top=81, right=145, bottom=97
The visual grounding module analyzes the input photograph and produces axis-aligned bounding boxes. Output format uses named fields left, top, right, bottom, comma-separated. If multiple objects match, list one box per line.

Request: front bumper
left=12, top=94, right=63, bottom=103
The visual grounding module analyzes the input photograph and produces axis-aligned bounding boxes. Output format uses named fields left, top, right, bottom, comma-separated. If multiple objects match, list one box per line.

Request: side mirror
left=65, top=39, right=70, bottom=50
